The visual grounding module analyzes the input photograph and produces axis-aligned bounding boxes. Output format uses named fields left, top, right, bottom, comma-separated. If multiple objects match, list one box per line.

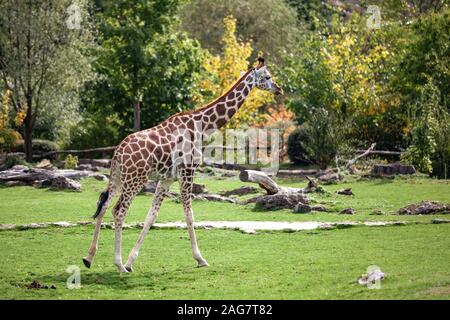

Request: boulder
left=219, top=186, right=258, bottom=197
left=371, top=163, right=416, bottom=176
left=91, top=159, right=111, bottom=168
left=293, top=203, right=312, bottom=213
left=35, top=176, right=81, bottom=191
left=316, top=170, right=341, bottom=184
left=255, top=193, right=309, bottom=210
left=4, top=180, right=27, bottom=187
left=311, top=204, right=328, bottom=212
left=192, top=183, right=207, bottom=195
left=398, top=201, right=449, bottom=215
left=193, top=194, right=236, bottom=203
left=337, top=188, right=353, bottom=196
left=340, top=208, right=356, bottom=215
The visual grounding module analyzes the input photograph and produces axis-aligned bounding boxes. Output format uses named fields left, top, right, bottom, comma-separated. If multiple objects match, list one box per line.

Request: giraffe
left=82, top=58, right=283, bottom=272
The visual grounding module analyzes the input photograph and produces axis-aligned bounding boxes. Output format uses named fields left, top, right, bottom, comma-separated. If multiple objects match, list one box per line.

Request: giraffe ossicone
left=83, top=58, right=283, bottom=272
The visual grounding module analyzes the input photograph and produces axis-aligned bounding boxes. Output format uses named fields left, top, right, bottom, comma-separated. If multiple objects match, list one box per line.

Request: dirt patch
left=423, top=285, right=450, bottom=296
left=26, top=280, right=56, bottom=289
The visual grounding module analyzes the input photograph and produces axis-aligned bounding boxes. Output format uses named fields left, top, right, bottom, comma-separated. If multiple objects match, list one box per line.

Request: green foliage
left=0, top=153, right=29, bottom=170
left=401, top=81, right=439, bottom=174
left=63, top=154, right=78, bottom=170
left=68, top=113, right=123, bottom=150
left=80, top=0, right=204, bottom=140
left=396, top=9, right=450, bottom=107
left=301, top=108, right=351, bottom=169
left=15, top=139, right=59, bottom=156
left=180, top=0, right=298, bottom=63
left=287, top=126, right=314, bottom=165
left=0, top=128, right=21, bottom=153
left=0, top=0, right=95, bottom=160
left=402, top=80, right=450, bottom=177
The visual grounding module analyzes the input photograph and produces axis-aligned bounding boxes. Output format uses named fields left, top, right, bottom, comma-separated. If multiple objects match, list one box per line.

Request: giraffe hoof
left=125, top=265, right=133, bottom=272
left=197, top=260, right=209, bottom=268
left=82, top=258, right=91, bottom=269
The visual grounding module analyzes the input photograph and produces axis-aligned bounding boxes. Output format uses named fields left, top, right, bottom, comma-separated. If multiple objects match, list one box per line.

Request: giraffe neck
left=195, top=69, right=256, bottom=132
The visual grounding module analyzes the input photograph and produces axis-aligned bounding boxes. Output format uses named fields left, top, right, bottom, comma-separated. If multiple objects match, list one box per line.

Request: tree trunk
left=23, top=103, right=33, bottom=162
left=133, top=98, right=141, bottom=132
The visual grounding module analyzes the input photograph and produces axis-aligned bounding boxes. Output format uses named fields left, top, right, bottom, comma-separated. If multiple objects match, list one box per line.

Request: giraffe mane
left=167, top=68, right=255, bottom=119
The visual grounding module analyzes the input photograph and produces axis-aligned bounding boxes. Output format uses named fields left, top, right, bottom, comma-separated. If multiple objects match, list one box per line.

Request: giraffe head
left=253, top=58, right=283, bottom=95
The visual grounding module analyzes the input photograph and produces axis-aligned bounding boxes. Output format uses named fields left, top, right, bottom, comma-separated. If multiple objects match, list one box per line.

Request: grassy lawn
left=1, top=224, right=449, bottom=299
left=0, top=175, right=449, bottom=225
left=0, top=174, right=449, bottom=299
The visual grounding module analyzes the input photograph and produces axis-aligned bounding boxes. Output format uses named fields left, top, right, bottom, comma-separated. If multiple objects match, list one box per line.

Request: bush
left=63, top=154, right=78, bottom=169
left=0, top=153, right=30, bottom=170
left=15, top=139, right=59, bottom=156
left=303, top=108, right=351, bottom=170
left=287, top=126, right=315, bottom=165
left=0, top=128, right=22, bottom=153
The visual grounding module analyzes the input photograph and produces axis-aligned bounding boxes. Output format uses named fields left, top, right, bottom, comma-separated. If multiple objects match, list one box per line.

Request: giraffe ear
left=256, top=57, right=265, bottom=69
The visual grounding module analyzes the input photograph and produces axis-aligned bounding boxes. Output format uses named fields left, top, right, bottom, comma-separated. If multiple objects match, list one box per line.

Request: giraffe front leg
left=125, top=180, right=172, bottom=272
left=179, top=171, right=209, bottom=267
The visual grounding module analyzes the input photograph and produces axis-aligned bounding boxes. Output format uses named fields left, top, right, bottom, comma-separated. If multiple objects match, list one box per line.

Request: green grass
left=1, top=224, right=449, bottom=299
left=0, top=174, right=449, bottom=299
left=0, top=175, right=449, bottom=225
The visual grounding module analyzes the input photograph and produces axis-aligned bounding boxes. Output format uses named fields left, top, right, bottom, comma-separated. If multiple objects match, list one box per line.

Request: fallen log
left=346, top=143, right=376, bottom=174
left=239, top=169, right=312, bottom=210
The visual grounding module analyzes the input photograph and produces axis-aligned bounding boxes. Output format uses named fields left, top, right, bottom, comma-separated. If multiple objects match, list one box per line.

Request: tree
left=396, top=9, right=450, bottom=110
left=179, top=0, right=298, bottom=63
left=198, top=16, right=274, bottom=129
left=82, top=0, right=205, bottom=140
left=0, top=0, right=93, bottom=161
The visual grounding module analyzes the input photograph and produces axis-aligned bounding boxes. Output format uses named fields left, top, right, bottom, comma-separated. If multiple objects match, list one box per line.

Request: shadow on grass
left=39, top=270, right=161, bottom=290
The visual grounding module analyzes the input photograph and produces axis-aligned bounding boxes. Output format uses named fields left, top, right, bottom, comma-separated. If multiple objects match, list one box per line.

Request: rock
left=76, top=164, right=92, bottom=171
left=370, top=209, right=384, bottom=215
left=35, top=176, right=81, bottom=191
left=316, top=170, right=341, bottom=184
left=11, top=165, right=29, bottom=171
left=192, top=183, right=207, bottom=194
left=371, top=163, right=416, bottom=176
left=337, top=188, right=353, bottom=196
left=293, top=203, right=312, bottom=213
left=4, top=181, right=27, bottom=187
left=340, top=208, right=356, bottom=215
left=398, top=201, right=450, bottom=215
left=255, top=193, right=309, bottom=210
left=141, top=181, right=177, bottom=198
left=311, top=204, right=328, bottom=212
left=193, top=194, right=236, bottom=203
left=219, top=186, right=258, bottom=197
left=93, top=174, right=108, bottom=181
left=91, top=159, right=111, bottom=168
left=142, top=181, right=158, bottom=193
left=36, top=159, right=54, bottom=170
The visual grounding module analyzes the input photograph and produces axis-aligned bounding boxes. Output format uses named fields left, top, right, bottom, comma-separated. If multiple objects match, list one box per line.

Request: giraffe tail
left=92, top=190, right=110, bottom=219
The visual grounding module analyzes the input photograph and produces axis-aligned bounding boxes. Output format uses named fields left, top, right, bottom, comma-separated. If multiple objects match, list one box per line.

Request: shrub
left=0, top=128, right=22, bottom=153
left=287, top=126, right=315, bottom=165
left=15, top=139, right=59, bottom=156
left=63, top=154, right=78, bottom=169
left=0, top=153, right=30, bottom=170
left=302, top=108, right=351, bottom=170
